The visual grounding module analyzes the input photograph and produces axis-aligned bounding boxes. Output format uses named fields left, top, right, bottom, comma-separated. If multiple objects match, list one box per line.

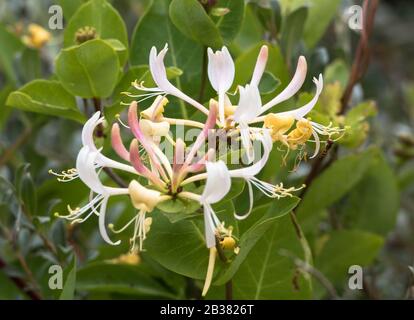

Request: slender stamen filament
left=48, top=168, right=78, bottom=182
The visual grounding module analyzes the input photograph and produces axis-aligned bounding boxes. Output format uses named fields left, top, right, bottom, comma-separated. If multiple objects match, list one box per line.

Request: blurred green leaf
left=76, top=262, right=177, bottom=298
left=16, top=164, right=37, bottom=216
left=60, top=257, right=77, bottom=300
left=104, top=38, right=128, bottom=66
left=303, top=0, right=342, bottom=49
left=258, top=71, right=281, bottom=95
left=57, top=0, right=86, bottom=20
left=169, top=0, right=223, bottom=48
left=340, top=152, right=399, bottom=236
left=130, top=0, right=203, bottom=101
left=6, top=80, right=85, bottom=122
left=281, top=7, right=308, bottom=60
left=213, top=0, right=245, bottom=44
left=315, top=230, right=384, bottom=288
left=63, top=0, right=128, bottom=50
left=324, top=59, right=350, bottom=89
left=56, top=39, right=120, bottom=98
left=0, top=24, right=24, bottom=85
left=297, top=148, right=378, bottom=232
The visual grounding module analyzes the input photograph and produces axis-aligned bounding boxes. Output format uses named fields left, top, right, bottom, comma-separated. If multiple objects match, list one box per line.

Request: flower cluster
left=51, top=44, right=344, bottom=295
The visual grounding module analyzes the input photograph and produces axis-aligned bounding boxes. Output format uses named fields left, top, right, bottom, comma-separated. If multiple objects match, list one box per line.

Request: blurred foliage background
left=0, top=0, right=413, bottom=300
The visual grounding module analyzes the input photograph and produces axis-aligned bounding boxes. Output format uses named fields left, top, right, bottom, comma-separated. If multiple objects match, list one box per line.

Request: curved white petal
left=207, top=46, right=235, bottom=93
left=82, top=112, right=101, bottom=150
left=234, top=84, right=262, bottom=123
left=260, top=56, right=307, bottom=114
left=250, top=45, right=268, bottom=87
left=239, top=123, right=254, bottom=164
left=203, top=204, right=218, bottom=248
left=277, top=74, right=323, bottom=120
left=76, top=147, right=105, bottom=194
left=230, top=130, right=272, bottom=178
left=98, top=196, right=121, bottom=246
left=201, top=160, right=231, bottom=204
left=149, top=45, right=209, bottom=114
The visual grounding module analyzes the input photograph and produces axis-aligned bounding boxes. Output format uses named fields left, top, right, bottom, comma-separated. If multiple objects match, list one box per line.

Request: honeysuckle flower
left=131, top=44, right=209, bottom=116
left=56, top=146, right=129, bottom=246
left=207, top=47, right=235, bottom=125
left=50, top=112, right=137, bottom=182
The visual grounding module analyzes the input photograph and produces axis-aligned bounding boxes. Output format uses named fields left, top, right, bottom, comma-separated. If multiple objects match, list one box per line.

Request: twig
left=103, top=167, right=128, bottom=188
left=92, top=97, right=104, bottom=137
left=0, top=256, right=42, bottom=300
left=298, top=0, right=378, bottom=199
left=0, top=127, right=32, bottom=167
left=340, top=0, right=379, bottom=115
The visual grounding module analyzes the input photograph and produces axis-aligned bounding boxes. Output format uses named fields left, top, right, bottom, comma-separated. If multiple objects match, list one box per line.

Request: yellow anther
left=264, top=113, right=294, bottom=142
left=220, top=236, right=236, bottom=250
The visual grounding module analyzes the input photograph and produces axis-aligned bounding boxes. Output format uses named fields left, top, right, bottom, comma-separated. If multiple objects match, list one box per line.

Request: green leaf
left=130, top=0, right=203, bottom=116
left=231, top=4, right=264, bottom=53
left=104, top=38, right=128, bottom=66
left=60, top=258, right=77, bottom=300
left=76, top=262, right=176, bottom=298
left=169, top=0, right=223, bottom=48
left=258, top=71, right=281, bottom=95
left=230, top=212, right=312, bottom=299
left=213, top=0, right=245, bottom=44
left=297, top=148, right=378, bottom=232
left=16, top=164, right=37, bottom=216
left=340, top=153, right=399, bottom=236
left=6, top=80, right=85, bottom=122
left=145, top=201, right=237, bottom=280
left=63, top=0, right=128, bottom=50
left=56, top=39, right=120, bottom=98
left=0, top=24, right=24, bottom=84
left=57, top=0, right=86, bottom=20
left=324, top=59, right=350, bottom=90
left=215, top=196, right=300, bottom=285
left=281, top=7, right=308, bottom=59
left=340, top=101, right=377, bottom=148
left=303, top=0, right=342, bottom=49
left=315, top=230, right=384, bottom=287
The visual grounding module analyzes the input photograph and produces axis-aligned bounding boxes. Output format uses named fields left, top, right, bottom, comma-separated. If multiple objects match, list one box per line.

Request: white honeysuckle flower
left=207, top=46, right=235, bottom=125
left=57, top=146, right=129, bottom=246
left=259, top=55, right=308, bottom=114
left=200, top=160, right=231, bottom=248
left=233, top=84, right=262, bottom=163
left=132, top=44, right=209, bottom=115
left=250, top=45, right=268, bottom=87
left=49, top=112, right=137, bottom=182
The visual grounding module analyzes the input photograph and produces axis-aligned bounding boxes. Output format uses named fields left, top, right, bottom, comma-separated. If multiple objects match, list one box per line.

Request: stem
left=92, top=97, right=104, bottom=137
left=198, top=47, right=208, bottom=102
left=103, top=167, right=128, bottom=188
left=0, top=256, right=42, bottom=300
left=298, top=0, right=378, bottom=200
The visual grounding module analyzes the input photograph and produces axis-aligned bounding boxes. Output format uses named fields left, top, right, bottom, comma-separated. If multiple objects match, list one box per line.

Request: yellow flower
left=287, top=119, right=313, bottom=149
left=23, top=24, right=51, bottom=49
left=263, top=113, right=294, bottom=142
